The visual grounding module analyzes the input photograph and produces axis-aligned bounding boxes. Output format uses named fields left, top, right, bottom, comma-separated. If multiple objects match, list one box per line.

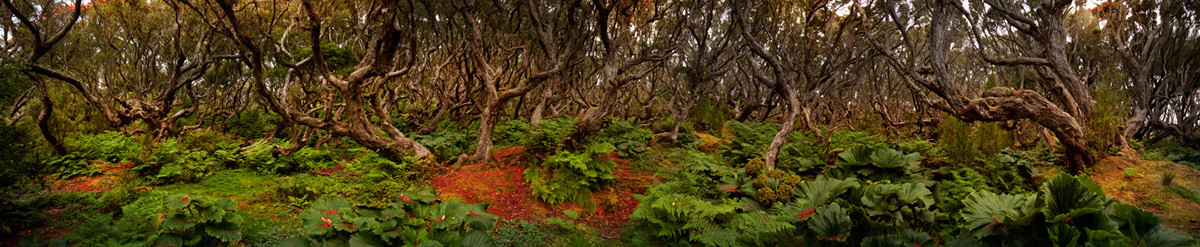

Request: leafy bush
left=177, top=130, right=242, bottom=154
left=223, top=107, right=278, bottom=139
left=238, top=140, right=335, bottom=175
left=1162, top=146, right=1200, bottom=169
left=721, top=121, right=891, bottom=173
left=149, top=194, right=245, bottom=246
left=950, top=174, right=1194, bottom=247
left=47, top=154, right=103, bottom=179
left=522, top=116, right=578, bottom=154
left=137, top=139, right=223, bottom=185
left=979, top=148, right=1051, bottom=193
left=70, top=131, right=144, bottom=163
left=349, top=152, right=414, bottom=183
left=525, top=143, right=617, bottom=204
left=293, top=189, right=499, bottom=246
left=414, top=126, right=477, bottom=164
left=494, top=120, right=529, bottom=145
left=0, top=124, right=50, bottom=187
left=938, top=116, right=1015, bottom=166
left=826, top=146, right=923, bottom=182
left=592, top=118, right=651, bottom=159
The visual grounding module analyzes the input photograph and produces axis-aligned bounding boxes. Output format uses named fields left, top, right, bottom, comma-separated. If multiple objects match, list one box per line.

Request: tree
left=863, top=0, right=1097, bottom=171
left=193, top=0, right=434, bottom=162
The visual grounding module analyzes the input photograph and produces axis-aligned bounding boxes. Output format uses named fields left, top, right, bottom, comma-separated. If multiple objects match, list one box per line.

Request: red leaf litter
left=46, top=161, right=134, bottom=194
left=431, top=146, right=658, bottom=239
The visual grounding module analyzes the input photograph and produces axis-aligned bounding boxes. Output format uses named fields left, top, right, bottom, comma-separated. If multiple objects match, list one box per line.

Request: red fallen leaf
left=401, top=195, right=410, bottom=203
left=724, top=188, right=736, bottom=192
left=467, top=213, right=481, bottom=217
left=182, top=196, right=189, bottom=202
left=915, top=243, right=921, bottom=247
left=1066, top=216, right=1073, bottom=223
left=796, top=208, right=816, bottom=217
left=345, top=224, right=357, bottom=229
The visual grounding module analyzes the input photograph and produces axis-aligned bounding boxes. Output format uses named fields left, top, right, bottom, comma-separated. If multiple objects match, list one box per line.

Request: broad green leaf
left=808, top=203, right=852, bottom=242
left=348, top=232, right=385, bottom=247
left=837, top=146, right=874, bottom=166
left=165, top=194, right=192, bottom=209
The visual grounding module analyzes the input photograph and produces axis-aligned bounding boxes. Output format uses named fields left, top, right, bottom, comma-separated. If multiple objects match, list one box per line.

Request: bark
left=36, top=82, right=65, bottom=154
left=954, top=90, right=1094, bottom=172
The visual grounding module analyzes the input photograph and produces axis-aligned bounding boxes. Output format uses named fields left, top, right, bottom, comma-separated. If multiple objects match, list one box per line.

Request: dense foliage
left=3, top=0, right=1200, bottom=245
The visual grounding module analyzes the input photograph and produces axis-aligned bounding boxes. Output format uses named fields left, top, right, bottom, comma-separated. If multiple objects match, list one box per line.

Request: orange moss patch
left=1090, top=152, right=1200, bottom=234
left=431, top=146, right=657, bottom=238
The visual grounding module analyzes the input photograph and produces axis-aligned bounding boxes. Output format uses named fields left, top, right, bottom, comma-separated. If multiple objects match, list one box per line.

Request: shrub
left=525, top=143, right=617, bottom=204
left=137, top=139, right=221, bottom=185
left=951, top=175, right=1194, bottom=247
left=523, top=116, right=578, bottom=154
left=293, top=189, right=499, bottom=246
left=938, top=116, right=1014, bottom=166
left=70, top=131, right=144, bottom=163
left=980, top=148, right=1049, bottom=193
left=349, top=152, right=414, bottom=183
left=238, top=140, right=335, bottom=175
left=148, top=194, right=244, bottom=246
left=494, top=120, right=529, bottom=145
left=176, top=130, right=242, bottom=154
left=722, top=121, right=890, bottom=173
left=414, top=126, right=476, bottom=164
left=47, top=154, right=103, bottom=179
left=223, top=107, right=278, bottom=139
left=826, top=146, right=924, bottom=182
left=592, top=118, right=651, bottom=159
left=0, top=124, right=50, bottom=187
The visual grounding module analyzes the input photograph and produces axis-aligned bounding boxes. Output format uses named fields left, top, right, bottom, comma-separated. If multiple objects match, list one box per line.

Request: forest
left=1, top=0, right=1199, bottom=246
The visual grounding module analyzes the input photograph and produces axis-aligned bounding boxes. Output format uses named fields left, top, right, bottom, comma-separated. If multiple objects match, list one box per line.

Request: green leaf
left=273, top=238, right=312, bottom=247
left=348, top=232, right=385, bottom=247
left=897, top=183, right=934, bottom=207
left=795, top=176, right=858, bottom=206
left=161, top=215, right=197, bottom=231
left=200, top=205, right=227, bottom=222
left=152, top=234, right=185, bottom=247
left=562, top=210, right=579, bottom=219
left=204, top=223, right=242, bottom=243
left=165, top=194, right=192, bottom=209
left=869, top=148, right=920, bottom=168
left=808, top=203, right=852, bottom=242
left=1043, top=175, right=1107, bottom=217
left=837, top=146, right=874, bottom=166
left=1047, top=223, right=1081, bottom=247
left=462, top=231, right=494, bottom=247
left=961, top=191, right=1035, bottom=238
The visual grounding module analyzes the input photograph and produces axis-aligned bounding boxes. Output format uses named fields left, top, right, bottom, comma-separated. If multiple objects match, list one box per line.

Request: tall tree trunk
left=763, top=91, right=800, bottom=170
left=466, top=102, right=501, bottom=164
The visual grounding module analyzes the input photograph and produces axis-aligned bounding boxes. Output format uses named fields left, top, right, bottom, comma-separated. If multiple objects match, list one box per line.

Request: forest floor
left=1092, top=149, right=1200, bottom=234
left=431, top=145, right=659, bottom=240
left=10, top=142, right=1200, bottom=245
